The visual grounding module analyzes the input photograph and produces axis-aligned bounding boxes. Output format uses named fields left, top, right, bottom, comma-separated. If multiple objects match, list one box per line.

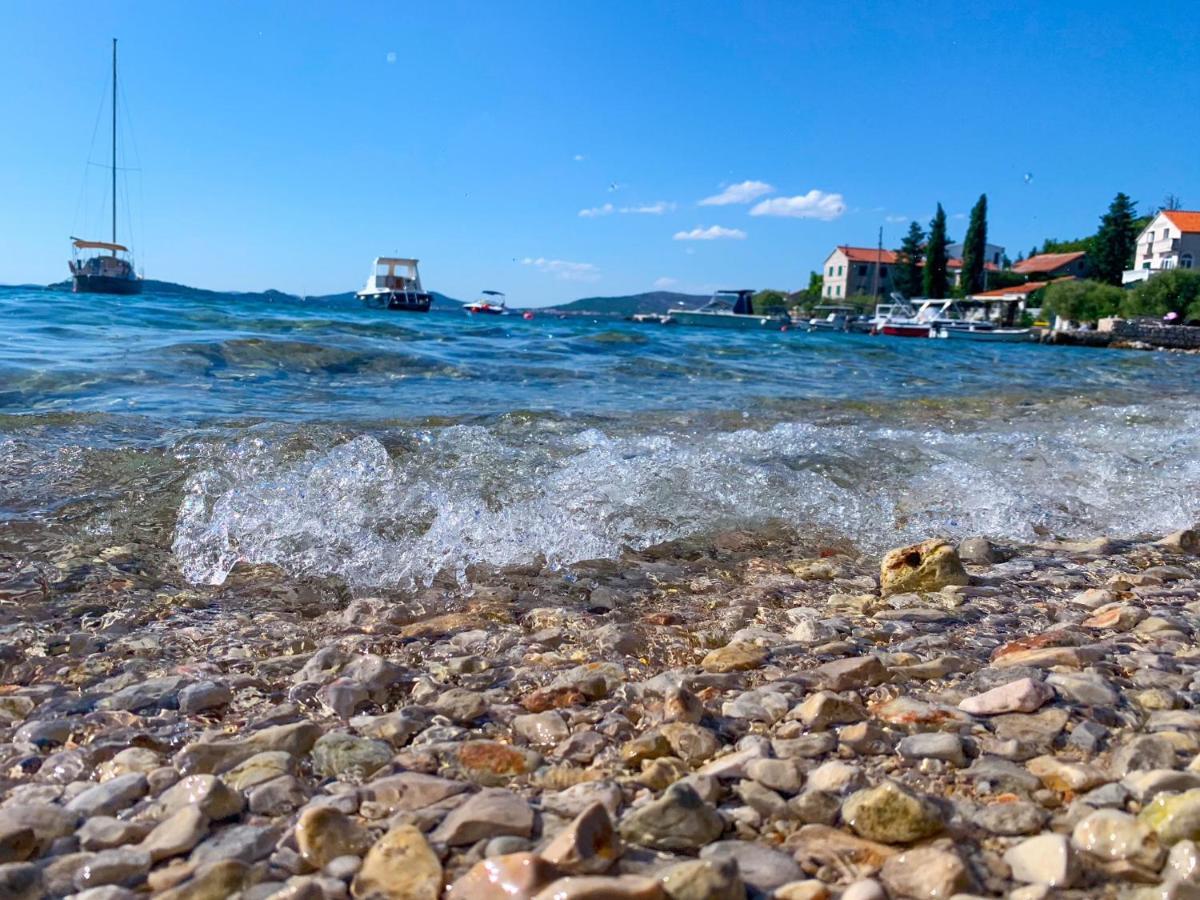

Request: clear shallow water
left=3, top=285, right=1200, bottom=591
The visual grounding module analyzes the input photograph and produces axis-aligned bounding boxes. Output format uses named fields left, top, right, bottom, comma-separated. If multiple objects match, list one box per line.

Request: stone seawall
left=1113, top=320, right=1200, bottom=350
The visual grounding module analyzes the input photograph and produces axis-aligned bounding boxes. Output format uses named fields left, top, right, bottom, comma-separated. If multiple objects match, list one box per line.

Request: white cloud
left=699, top=180, right=774, bottom=206
left=673, top=225, right=747, bottom=241
left=573, top=153, right=586, bottom=162
left=653, top=277, right=678, bottom=289
left=521, top=257, right=600, bottom=282
left=578, top=203, right=614, bottom=218
left=749, top=189, right=846, bottom=220
left=885, top=214, right=908, bottom=223
left=619, top=201, right=676, bottom=215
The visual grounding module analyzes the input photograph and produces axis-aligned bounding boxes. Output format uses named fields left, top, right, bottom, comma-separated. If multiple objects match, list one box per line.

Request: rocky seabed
left=5, top=527, right=1200, bottom=899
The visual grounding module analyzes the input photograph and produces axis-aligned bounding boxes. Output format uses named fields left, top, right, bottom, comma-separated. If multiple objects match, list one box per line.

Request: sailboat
left=69, top=39, right=142, bottom=295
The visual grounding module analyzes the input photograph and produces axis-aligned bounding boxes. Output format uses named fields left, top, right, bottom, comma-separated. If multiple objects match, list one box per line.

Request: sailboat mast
left=111, top=38, right=117, bottom=255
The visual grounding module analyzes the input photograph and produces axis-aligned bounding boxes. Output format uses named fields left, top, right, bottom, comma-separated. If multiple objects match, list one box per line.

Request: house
left=821, top=245, right=1005, bottom=300
left=1122, top=209, right=1200, bottom=285
left=967, top=278, right=1069, bottom=322
left=821, top=246, right=899, bottom=299
left=1012, top=251, right=1088, bottom=279
left=946, top=241, right=1006, bottom=270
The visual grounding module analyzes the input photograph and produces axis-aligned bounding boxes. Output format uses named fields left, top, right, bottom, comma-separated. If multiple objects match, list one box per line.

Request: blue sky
left=2, top=1, right=1197, bottom=306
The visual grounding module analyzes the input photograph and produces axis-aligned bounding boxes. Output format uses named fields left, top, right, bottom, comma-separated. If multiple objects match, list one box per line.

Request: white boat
left=941, top=325, right=1032, bottom=342
left=668, top=290, right=789, bottom=329
left=69, top=40, right=142, bottom=295
left=357, top=257, right=432, bottom=312
left=465, top=290, right=507, bottom=315
left=807, top=305, right=857, bottom=331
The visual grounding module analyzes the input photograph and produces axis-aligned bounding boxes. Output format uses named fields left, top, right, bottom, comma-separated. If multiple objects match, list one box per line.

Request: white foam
left=173, top=404, right=1200, bottom=591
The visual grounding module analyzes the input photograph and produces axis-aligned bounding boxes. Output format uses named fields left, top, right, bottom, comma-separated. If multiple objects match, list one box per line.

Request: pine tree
left=893, top=222, right=925, bottom=298
left=923, top=204, right=949, bottom=299
left=1091, top=193, right=1139, bottom=286
left=960, top=194, right=988, bottom=295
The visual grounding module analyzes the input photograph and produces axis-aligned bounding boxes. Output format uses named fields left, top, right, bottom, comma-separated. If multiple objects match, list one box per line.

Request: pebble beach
left=5, top=524, right=1200, bottom=899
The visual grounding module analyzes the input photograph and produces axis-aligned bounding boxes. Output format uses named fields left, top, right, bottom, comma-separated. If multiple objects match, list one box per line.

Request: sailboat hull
left=72, top=274, right=142, bottom=295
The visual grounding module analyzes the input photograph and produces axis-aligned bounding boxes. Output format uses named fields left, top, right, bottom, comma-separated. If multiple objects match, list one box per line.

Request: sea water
left=3, top=285, right=1200, bottom=592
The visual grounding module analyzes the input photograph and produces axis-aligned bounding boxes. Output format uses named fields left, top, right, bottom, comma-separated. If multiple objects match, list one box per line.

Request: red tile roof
left=969, top=276, right=1075, bottom=299
left=1163, top=210, right=1200, bottom=233
left=1012, top=251, right=1086, bottom=274
left=837, top=246, right=900, bottom=264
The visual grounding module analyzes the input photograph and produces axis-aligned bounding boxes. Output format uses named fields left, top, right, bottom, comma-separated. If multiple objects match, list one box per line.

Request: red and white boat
left=880, top=321, right=931, bottom=338
left=465, top=290, right=507, bottom=315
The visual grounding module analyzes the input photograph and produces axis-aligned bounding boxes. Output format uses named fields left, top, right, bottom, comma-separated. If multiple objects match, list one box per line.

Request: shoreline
left=2, top=525, right=1200, bottom=897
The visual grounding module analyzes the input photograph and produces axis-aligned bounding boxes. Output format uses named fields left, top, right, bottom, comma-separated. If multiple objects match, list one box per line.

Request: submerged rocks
left=353, top=825, right=442, bottom=900
left=618, top=783, right=723, bottom=850
left=3, top=528, right=1200, bottom=899
left=840, top=781, right=943, bottom=844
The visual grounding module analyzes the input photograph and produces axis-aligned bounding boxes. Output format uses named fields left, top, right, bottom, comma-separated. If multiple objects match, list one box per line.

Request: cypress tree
left=894, top=222, right=925, bottom=298
left=923, top=204, right=949, bottom=299
left=1092, top=193, right=1139, bottom=285
left=961, top=194, right=988, bottom=295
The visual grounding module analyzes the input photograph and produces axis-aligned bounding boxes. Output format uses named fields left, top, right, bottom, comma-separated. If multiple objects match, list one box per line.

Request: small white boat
left=941, top=325, right=1032, bottom=342
left=668, top=290, right=789, bottom=330
left=807, top=305, right=857, bottom=332
left=357, top=257, right=432, bottom=312
left=465, top=290, right=507, bottom=315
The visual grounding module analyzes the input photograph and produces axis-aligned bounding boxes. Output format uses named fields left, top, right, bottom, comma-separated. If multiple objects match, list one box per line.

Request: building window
left=837, top=265, right=843, bottom=276
left=1143, top=261, right=1151, bottom=270
left=1182, top=254, right=1194, bottom=269
left=828, top=266, right=833, bottom=276
left=835, top=285, right=841, bottom=297
left=1148, top=231, right=1154, bottom=242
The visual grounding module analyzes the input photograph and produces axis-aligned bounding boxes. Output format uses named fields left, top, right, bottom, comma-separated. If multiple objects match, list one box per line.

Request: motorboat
left=69, top=40, right=142, bottom=295
left=667, top=290, right=788, bottom=329
left=941, top=325, right=1033, bottom=342
left=807, top=305, right=857, bottom=332
left=880, top=320, right=932, bottom=338
left=357, top=257, right=432, bottom=312
left=465, top=290, right=507, bottom=315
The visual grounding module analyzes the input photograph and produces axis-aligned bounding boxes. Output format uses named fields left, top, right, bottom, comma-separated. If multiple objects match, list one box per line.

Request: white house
left=1123, top=209, right=1200, bottom=285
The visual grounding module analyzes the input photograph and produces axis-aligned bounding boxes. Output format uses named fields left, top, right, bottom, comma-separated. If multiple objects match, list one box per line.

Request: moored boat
left=807, top=305, right=857, bottom=332
left=880, top=321, right=932, bottom=338
left=465, top=290, right=507, bottom=315
left=668, top=290, right=788, bottom=329
left=69, top=40, right=142, bottom=296
left=942, top=325, right=1032, bottom=342
left=357, top=258, right=432, bottom=312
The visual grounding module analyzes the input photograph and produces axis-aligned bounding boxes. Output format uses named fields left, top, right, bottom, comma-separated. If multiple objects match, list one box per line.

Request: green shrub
left=1041, top=279, right=1124, bottom=323
left=1121, top=270, right=1200, bottom=320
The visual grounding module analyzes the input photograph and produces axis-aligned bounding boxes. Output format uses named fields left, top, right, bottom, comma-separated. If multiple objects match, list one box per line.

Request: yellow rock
left=353, top=824, right=442, bottom=900
left=880, top=540, right=969, bottom=597
left=700, top=643, right=767, bottom=673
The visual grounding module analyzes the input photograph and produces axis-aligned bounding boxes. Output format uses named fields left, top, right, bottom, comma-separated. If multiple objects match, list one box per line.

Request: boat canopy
left=715, top=289, right=755, bottom=316
left=71, top=237, right=129, bottom=252
left=375, top=257, right=418, bottom=268
left=482, top=290, right=505, bottom=297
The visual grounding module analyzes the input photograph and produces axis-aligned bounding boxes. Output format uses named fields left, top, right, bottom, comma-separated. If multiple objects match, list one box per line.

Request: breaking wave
left=172, top=402, right=1200, bottom=590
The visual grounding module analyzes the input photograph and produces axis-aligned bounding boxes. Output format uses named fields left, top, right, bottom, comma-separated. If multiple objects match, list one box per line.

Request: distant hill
left=37, top=279, right=463, bottom=308
left=546, top=291, right=709, bottom=317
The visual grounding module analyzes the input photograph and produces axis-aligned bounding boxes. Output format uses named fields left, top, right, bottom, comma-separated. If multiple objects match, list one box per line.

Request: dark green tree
left=1091, top=193, right=1140, bottom=285
left=923, top=204, right=949, bottom=299
left=960, top=194, right=989, bottom=295
left=1121, top=270, right=1200, bottom=319
left=752, top=289, right=788, bottom=315
left=893, top=222, right=925, bottom=298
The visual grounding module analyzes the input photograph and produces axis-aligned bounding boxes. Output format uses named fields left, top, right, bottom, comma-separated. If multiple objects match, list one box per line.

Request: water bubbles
left=171, top=403, right=1200, bottom=593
